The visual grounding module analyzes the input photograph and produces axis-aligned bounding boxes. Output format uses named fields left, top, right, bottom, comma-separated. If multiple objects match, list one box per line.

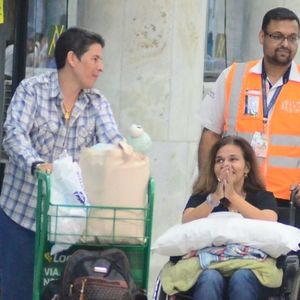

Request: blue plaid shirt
left=0, top=70, right=123, bottom=231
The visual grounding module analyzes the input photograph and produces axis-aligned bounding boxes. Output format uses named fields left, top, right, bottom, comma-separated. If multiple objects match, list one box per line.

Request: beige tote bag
left=79, top=141, right=150, bottom=244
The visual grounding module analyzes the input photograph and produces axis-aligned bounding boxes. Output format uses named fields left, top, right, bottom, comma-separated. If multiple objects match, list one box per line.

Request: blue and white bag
left=48, top=155, right=89, bottom=254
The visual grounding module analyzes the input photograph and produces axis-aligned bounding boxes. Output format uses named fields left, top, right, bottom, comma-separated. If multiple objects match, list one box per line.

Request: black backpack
left=60, top=248, right=147, bottom=300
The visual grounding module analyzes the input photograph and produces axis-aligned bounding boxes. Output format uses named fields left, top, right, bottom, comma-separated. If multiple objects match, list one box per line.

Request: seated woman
left=182, top=135, right=278, bottom=300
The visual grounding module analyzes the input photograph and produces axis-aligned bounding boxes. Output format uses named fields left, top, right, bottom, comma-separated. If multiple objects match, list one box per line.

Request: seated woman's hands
left=213, top=165, right=240, bottom=205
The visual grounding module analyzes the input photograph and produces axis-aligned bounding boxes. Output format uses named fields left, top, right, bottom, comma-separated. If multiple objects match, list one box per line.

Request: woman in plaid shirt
left=0, top=27, right=123, bottom=300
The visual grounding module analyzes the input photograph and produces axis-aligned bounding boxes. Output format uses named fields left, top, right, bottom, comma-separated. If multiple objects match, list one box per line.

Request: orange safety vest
left=224, top=60, right=300, bottom=200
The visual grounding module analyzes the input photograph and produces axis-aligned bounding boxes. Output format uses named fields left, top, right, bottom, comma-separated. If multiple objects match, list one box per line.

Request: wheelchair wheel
left=152, top=275, right=170, bottom=300
left=152, top=276, right=193, bottom=300
left=290, top=268, right=300, bottom=300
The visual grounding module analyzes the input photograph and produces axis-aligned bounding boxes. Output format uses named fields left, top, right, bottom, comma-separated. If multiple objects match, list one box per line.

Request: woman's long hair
left=193, top=135, right=265, bottom=195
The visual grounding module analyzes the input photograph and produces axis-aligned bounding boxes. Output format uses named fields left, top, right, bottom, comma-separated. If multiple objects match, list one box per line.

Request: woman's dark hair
left=261, top=7, right=300, bottom=32
left=54, top=27, right=105, bottom=70
left=193, top=135, right=265, bottom=195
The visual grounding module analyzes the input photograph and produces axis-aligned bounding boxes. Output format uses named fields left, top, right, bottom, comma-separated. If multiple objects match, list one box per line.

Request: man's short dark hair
left=261, top=7, right=300, bottom=32
left=54, top=27, right=105, bottom=70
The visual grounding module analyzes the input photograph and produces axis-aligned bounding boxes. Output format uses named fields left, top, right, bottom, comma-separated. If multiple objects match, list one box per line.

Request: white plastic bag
left=49, top=155, right=89, bottom=254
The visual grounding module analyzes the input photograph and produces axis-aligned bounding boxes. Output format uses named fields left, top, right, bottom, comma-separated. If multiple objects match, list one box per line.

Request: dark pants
left=0, top=208, right=35, bottom=300
left=193, top=269, right=261, bottom=300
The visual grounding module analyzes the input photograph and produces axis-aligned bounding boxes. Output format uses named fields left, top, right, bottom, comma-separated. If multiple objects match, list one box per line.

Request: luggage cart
left=33, top=171, right=155, bottom=300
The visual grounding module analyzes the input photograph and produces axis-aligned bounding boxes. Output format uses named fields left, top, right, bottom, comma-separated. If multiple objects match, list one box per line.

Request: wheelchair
left=152, top=194, right=300, bottom=300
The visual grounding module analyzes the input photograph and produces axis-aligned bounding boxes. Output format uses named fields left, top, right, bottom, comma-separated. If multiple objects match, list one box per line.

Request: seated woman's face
left=214, top=144, right=249, bottom=186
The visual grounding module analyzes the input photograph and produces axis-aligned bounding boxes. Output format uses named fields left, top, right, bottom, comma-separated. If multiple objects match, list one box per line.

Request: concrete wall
left=76, top=0, right=206, bottom=295
left=75, top=0, right=300, bottom=296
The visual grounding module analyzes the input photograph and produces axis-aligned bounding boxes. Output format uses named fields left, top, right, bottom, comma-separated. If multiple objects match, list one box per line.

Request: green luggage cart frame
left=33, top=171, right=155, bottom=300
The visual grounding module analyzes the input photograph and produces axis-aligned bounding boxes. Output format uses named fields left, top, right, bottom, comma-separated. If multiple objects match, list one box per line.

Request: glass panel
left=204, top=0, right=248, bottom=82
left=204, top=0, right=227, bottom=82
left=1, top=0, right=16, bottom=162
left=26, top=0, right=67, bottom=77
left=4, top=0, right=16, bottom=79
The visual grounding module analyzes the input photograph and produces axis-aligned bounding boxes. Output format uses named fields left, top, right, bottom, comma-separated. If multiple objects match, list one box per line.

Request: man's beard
left=267, top=47, right=293, bottom=66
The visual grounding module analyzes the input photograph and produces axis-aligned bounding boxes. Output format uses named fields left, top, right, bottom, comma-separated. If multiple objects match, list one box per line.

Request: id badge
left=244, top=90, right=260, bottom=116
left=251, top=132, right=268, bottom=158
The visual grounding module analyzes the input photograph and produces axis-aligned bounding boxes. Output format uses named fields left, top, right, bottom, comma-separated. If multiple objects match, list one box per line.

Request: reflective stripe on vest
left=227, top=63, right=247, bottom=135
left=271, top=134, right=300, bottom=147
left=223, top=131, right=253, bottom=143
left=269, top=155, right=300, bottom=168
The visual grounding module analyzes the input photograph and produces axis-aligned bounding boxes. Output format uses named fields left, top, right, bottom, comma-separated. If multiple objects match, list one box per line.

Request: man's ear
left=259, top=30, right=264, bottom=45
left=66, top=51, right=78, bottom=67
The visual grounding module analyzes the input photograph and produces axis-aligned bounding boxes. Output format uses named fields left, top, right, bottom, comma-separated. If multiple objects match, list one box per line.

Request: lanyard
left=261, top=77, right=282, bottom=123
left=261, top=61, right=290, bottom=123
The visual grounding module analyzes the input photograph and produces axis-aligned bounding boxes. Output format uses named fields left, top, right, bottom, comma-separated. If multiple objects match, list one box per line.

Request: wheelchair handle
left=288, top=189, right=297, bottom=227
left=290, top=188, right=297, bottom=207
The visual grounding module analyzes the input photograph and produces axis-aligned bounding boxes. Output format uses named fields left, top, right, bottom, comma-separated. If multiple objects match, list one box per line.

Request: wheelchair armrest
left=283, top=255, right=299, bottom=276
left=281, top=254, right=299, bottom=295
left=278, top=190, right=297, bottom=226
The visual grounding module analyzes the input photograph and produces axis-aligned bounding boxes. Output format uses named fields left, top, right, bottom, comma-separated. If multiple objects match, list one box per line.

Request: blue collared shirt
left=0, top=70, right=123, bottom=230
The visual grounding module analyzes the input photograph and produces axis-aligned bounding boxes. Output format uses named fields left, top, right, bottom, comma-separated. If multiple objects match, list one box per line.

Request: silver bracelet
left=206, top=193, right=219, bottom=208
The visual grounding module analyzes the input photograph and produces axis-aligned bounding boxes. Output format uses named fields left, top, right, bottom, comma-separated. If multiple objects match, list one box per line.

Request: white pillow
left=151, top=212, right=300, bottom=258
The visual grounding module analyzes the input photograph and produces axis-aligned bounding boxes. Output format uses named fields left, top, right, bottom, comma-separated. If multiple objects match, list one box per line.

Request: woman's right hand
left=36, top=162, right=53, bottom=174
left=214, top=177, right=224, bottom=200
